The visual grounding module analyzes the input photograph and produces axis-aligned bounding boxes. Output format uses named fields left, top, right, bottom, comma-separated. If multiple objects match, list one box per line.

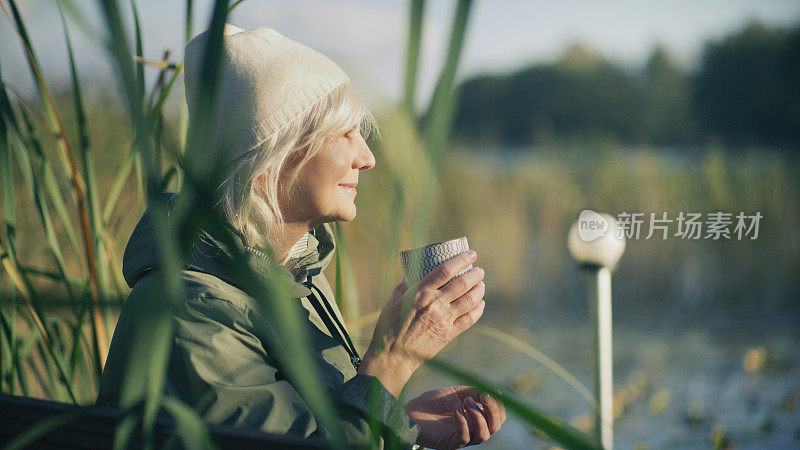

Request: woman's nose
left=354, top=138, right=376, bottom=171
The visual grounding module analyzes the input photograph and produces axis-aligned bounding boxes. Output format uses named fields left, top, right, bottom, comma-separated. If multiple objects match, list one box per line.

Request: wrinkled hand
left=405, top=386, right=506, bottom=449
left=359, top=251, right=486, bottom=397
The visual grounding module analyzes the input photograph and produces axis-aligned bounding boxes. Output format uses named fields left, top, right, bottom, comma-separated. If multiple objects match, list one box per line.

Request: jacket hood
left=122, top=193, right=335, bottom=298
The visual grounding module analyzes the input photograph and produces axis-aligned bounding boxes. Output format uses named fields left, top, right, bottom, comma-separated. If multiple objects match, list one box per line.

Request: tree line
left=451, top=21, right=800, bottom=149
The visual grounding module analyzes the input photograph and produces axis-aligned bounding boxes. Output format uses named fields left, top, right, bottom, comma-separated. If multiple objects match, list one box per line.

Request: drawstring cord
left=303, top=275, right=362, bottom=370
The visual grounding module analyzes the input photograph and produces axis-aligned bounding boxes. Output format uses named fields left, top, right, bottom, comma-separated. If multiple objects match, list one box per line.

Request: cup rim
left=399, top=236, right=468, bottom=254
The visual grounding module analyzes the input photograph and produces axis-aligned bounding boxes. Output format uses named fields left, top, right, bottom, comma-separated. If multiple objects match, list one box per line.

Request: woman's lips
left=338, top=183, right=357, bottom=194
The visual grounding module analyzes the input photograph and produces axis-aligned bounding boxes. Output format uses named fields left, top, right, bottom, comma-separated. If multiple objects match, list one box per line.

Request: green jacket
left=97, top=194, right=420, bottom=447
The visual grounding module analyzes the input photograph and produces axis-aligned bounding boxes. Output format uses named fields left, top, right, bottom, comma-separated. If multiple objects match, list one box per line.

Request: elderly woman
left=97, top=25, right=504, bottom=449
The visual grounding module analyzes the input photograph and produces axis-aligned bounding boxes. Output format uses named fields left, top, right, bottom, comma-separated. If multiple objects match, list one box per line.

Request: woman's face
left=280, top=126, right=375, bottom=226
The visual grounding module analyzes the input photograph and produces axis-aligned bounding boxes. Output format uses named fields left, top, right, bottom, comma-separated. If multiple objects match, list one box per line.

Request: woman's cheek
left=334, top=156, right=348, bottom=178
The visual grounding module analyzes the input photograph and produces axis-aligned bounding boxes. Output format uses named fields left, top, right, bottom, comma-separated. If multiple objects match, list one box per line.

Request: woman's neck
left=273, top=220, right=312, bottom=264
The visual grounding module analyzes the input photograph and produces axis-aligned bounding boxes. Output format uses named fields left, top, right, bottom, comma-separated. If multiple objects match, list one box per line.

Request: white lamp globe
left=568, top=210, right=626, bottom=270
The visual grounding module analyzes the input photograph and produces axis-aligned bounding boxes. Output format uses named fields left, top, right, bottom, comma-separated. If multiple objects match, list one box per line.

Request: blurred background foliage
left=453, top=21, right=800, bottom=149
left=1, top=1, right=799, bottom=448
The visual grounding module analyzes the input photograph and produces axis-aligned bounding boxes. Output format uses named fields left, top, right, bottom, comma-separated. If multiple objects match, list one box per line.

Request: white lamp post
left=568, top=210, right=626, bottom=450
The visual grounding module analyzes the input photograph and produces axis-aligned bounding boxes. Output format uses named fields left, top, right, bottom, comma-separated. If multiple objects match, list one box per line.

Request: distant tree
left=452, top=74, right=508, bottom=144
left=544, top=44, right=641, bottom=142
left=694, top=21, right=800, bottom=147
left=453, top=20, right=800, bottom=150
left=454, top=44, right=642, bottom=146
left=641, top=46, right=695, bottom=145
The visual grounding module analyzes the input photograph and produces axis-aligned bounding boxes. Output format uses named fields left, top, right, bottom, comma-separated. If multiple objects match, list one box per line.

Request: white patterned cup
left=400, top=237, right=471, bottom=286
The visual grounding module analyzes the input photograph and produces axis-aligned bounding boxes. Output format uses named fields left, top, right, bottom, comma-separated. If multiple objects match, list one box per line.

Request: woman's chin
left=339, top=211, right=357, bottom=222
left=338, top=206, right=357, bottom=222
left=317, top=207, right=357, bottom=225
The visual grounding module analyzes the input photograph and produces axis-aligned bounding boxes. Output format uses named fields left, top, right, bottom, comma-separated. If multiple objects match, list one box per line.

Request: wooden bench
left=0, top=393, right=325, bottom=449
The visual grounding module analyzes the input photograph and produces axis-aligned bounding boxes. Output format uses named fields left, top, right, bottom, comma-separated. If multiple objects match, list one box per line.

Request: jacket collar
left=122, top=193, right=336, bottom=299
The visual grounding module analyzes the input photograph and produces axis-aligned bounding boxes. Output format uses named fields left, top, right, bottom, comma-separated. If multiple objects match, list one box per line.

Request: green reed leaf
left=0, top=305, right=32, bottom=396
left=476, top=325, right=598, bottom=412
left=102, top=146, right=136, bottom=224
left=98, top=0, right=157, bottom=197
left=6, top=0, right=107, bottom=361
left=184, top=0, right=194, bottom=44
left=333, top=222, right=359, bottom=320
left=424, top=0, right=473, bottom=165
left=61, top=5, right=115, bottom=367
left=427, top=358, right=600, bottom=450
left=131, top=0, right=145, bottom=107
left=227, top=0, right=246, bottom=14
left=161, top=396, right=217, bottom=450
left=113, top=412, right=139, bottom=450
left=5, top=111, right=79, bottom=403
left=16, top=107, right=79, bottom=308
left=403, top=0, right=424, bottom=115
left=412, top=0, right=473, bottom=242
left=178, top=0, right=194, bottom=154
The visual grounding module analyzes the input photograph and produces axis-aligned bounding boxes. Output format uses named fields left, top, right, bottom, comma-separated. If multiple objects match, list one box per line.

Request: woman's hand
left=404, top=386, right=506, bottom=449
left=359, top=251, right=486, bottom=397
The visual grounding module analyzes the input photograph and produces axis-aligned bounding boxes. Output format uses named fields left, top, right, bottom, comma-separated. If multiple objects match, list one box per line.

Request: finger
left=439, top=266, right=484, bottom=303
left=449, top=405, right=470, bottom=449
left=464, top=397, right=491, bottom=444
left=480, top=391, right=503, bottom=434
left=457, top=386, right=503, bottom=430
left=491, top=389, right=507, bottom=423
left=449, top=280, right=485, bottom=319
left=421, top=250, right=477, bottom=289
left=453, top=299, right=486, bottom=332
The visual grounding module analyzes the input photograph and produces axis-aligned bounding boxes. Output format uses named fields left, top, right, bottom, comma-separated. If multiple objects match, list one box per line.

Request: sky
left=2, top=0, right=799, bottom=109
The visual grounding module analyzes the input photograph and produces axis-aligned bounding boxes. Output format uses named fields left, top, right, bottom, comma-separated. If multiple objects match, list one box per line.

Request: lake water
left=405, top=306, right=800, bottom=449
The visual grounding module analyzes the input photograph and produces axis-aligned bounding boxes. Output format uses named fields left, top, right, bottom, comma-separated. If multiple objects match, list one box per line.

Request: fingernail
left=467, top=250, right=477, bottom=260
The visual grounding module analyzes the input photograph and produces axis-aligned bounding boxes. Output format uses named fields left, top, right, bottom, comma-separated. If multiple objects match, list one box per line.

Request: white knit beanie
left=183, top=24, right=350, bottom=163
